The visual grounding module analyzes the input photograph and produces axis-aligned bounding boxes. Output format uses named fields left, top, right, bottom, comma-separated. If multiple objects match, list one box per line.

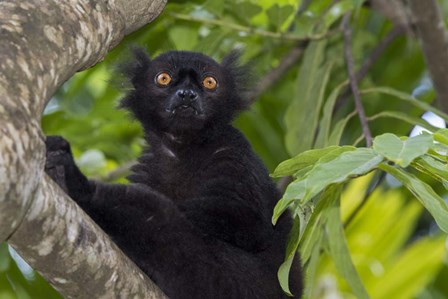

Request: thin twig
left=336, top=26, right=405, bottom=119
left=169, top=12, right=338, bottom=42
left=342, top=12, right=373, bottom=147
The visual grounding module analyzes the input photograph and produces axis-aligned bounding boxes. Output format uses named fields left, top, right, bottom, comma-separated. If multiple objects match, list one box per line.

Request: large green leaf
left=279, top=185, right=341, bottom=296
left=302, top=148, right=383, bottom=202
left=326, top=198, right=370, bottom=299
left=284, top=40, right=329, bottom=156
left=273, top=148, right=382, bottom=223
left=373, top=133, right=433, bottom=167
left=272, top=145, right=351, bottom=177
left=379, top=164, right=448, bottom=232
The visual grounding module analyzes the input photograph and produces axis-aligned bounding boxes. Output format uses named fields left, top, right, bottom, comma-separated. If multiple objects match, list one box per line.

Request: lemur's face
left=121, top=50, right=248, bottom=134
left=147, top=52, right=224, bottom=131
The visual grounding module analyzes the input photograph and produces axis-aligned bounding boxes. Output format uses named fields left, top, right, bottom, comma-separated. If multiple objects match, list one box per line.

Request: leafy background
left=2, top=0, right=448, bottom=298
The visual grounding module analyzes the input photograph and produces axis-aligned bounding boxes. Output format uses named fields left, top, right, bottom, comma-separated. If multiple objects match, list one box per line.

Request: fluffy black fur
left=45, top=50, right=303, bottom=299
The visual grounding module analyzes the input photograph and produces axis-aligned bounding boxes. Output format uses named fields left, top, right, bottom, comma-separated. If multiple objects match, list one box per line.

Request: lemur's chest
left=146, top=147, right=209, bottom=200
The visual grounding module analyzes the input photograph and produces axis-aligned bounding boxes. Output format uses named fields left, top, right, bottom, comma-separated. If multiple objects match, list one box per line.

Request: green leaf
left=203, top=0, right=225, bottom=17
left=361, top=87, right=448, bottom=123
left=231, top=2, right=262, bottom=25
left=300, top=185, right=340, bottom=263
left=379, top=164, right=448, bottom=232
left=315, top=82, right=347, bottom=148
left=370, top=237, right=445, bottom=299
left=433, top=128, right=448, bottom=146
left=368, top=111, right=440, bottom=132
left=277, top=216, right=301, bottom=296
left=273, top=146, right=344, bottom=177
left=326, top=197, right=370, bottom=299
left=277, top=256, right=294, bottom=296
left=373, top=133, right=433, bottom=167
left=168, top=25, right=199, bottom=50
left=328, top=110, right=357, bottom=146
left=323, top=0, right=354, bottom=29
left=0, top=243, right=10, bottom=272
left=273, top=148, right=382, bottom=223
left=266, top=4, right=294, bottom=31
left=412, top=155, right=448, bottom=185
left=273, top=180, right=306, bottom=224
left=303, top=236, right=322, bottom=299
left=284, top=40, right=329, bottom=156
left=302, top=148, right=383, bottom=202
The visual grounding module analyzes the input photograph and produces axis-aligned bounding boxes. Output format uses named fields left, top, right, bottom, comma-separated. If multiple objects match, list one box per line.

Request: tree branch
left=336, top=26, right=405, bottom=109
left=342, top=13, right=373, bottom=147
left=408, top=0, right=448, bottom=113
left=0, top=0, right=167, bottom=298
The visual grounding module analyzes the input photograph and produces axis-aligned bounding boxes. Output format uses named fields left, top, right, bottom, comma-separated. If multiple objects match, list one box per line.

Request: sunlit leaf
left=370, top=237, right=445, bottom=299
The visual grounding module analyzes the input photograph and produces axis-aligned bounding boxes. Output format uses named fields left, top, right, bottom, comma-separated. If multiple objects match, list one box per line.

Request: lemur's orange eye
left=202, top=76, right=218, bottom=90
left=155, top=72, right=172, bottom=86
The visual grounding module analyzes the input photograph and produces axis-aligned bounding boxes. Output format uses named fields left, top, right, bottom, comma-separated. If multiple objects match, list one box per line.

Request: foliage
left=272, top=130, right=448, bottom=297
left=3, top=0, right=448, bottom=298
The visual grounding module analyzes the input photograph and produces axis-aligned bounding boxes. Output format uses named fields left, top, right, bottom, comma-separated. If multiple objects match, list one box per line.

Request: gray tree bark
left=0, top=0, right=168, bottom=298
left=408, top=0, right=448, bottom=113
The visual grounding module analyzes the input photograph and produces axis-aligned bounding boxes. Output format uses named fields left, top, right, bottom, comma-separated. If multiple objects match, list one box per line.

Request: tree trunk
left=0, top=0, right=168, bottom=298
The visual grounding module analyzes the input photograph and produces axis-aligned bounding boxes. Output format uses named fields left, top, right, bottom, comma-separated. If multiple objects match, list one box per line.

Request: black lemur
left=45, top=50, right=303, bottom=299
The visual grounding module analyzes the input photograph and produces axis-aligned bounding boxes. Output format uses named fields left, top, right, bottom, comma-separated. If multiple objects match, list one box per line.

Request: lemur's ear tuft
left=119, top=46, right=152, bottom=88
left=221, top=49, right=255, bottom=109
left=114, top=46, right=152, bottom=110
